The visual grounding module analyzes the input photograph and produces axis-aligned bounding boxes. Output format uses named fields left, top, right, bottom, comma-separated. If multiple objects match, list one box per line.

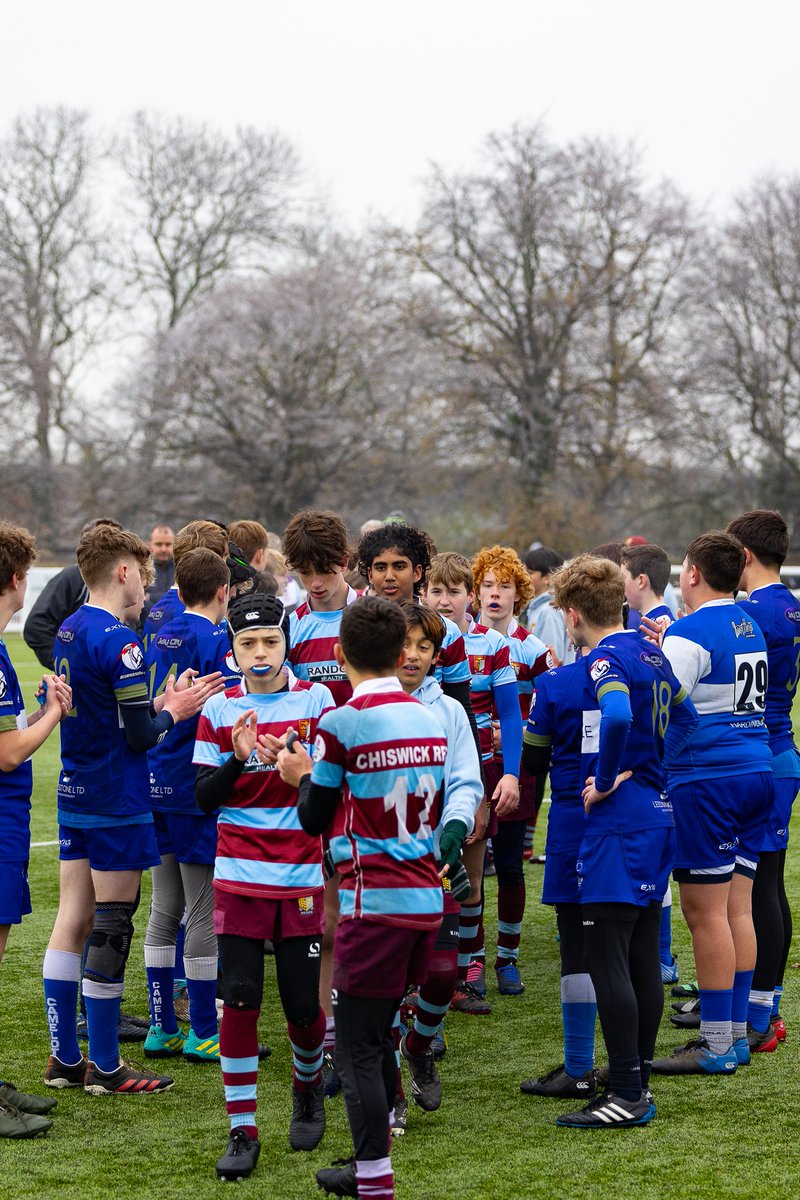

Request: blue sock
left=747, top=988, right=773, bottom=1033
left=698, top=987, right=732, bottom=1054
left=144, top=945, right=177, bottom=1033
left=732, top=970, right=753, bottom=1038
left=42, top=949, right=82, bottom=1065
left=561, top=973, right=596, bottom=1076
left=186, top=976, right=218, bottom=1039
left=84, top=994, right=122, bottom=1073
left=772, top=986, right=783, bottom=1017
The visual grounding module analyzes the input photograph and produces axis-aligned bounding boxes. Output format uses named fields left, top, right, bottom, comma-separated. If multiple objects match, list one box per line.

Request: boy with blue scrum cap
left=277, top=596, right=470, bottom=1200
left=547, top=555, right=697, bottom=1128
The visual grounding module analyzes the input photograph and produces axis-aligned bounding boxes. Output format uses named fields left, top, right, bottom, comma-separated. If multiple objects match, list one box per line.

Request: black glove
left=443, top=858, right=470, bottom=903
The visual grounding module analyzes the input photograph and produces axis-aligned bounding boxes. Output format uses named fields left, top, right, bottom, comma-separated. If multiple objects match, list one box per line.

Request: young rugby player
left=547, top=555, right=697, bottom=1127
left=472, top=546, right=551, bottom=995
left=620, top=543, right=678, bottom=983
left=142, top=520, right=229, bottom=648
left=42, top=524, right=222, bottom=1096
left=725, top=510, right=800, bottom=1047
left=283, top=508, right=358, bottom=1095
left=396, top=601, right=482, bottom=1112
left=0, top=522, right=71, bottom=1137
left=651, top=532, right=774, bottom=1076
left=423, top=551, right=524, bottom=1006
left=355, top=523, right=480, bottom=754
left=520, top=655, right=600, bottom=1099
left=277, top=596, right=468, bottom=1200
left=194, top=593, right=335, bottom=1181
left=142, top=548, right=241, bottom=1063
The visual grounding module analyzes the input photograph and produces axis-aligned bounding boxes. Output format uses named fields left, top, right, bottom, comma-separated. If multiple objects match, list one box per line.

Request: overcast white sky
left=2, top=0, right=799, bottom=225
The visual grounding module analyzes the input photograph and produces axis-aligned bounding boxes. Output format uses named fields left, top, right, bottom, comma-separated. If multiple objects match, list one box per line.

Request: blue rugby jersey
left=737, top=583, right=800, bottom=758
left=311, top=677, right=448, bottom=930
left=0, top=639, right=33, bottom=860
left=523, top=661, right=588, bottom=852
left=145, top=611, right=241, bottom=813
left=642, top=603, right=674, bottom=632
left=54, top=605, right=151, bottom=827
left=142, top=586, right=185, bottom=650
left=582, top=630, right=696, bottom=833
left=288, top=585, right=359, bottom=707
left=193, top=671, right=334, bottom=899
left=661, top=599, right=772, bottom=783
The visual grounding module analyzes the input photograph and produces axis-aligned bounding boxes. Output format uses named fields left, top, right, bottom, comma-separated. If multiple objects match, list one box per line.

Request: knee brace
left=84, top=902, right=137, bottom=994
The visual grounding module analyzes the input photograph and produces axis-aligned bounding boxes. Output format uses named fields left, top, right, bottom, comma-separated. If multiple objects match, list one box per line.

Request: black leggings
left=555, top=903, right=588, bottom=976
left=217, top=934, right=321, bottom=1027
left=334, top=990, right=399, bottom=1161
left=492, top=818, right=526, bottom=886
left=582, top=902, right=663, bottom=1097
left=752, top=850, right=791, bottom=992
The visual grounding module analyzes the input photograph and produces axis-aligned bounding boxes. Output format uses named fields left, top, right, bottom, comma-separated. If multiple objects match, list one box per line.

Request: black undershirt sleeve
left=521, top=741, right=552, bottom=777
left=195, top=757, right=246, bottom=814
left=297, top=774, right=341, bottom=836
left=119, top=703, right=174, bottom=753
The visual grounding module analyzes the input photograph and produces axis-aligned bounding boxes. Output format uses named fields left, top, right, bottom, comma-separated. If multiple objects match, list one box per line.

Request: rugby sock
left=523, top=820, right=536, bottom=856
left=42, top=949, right=82, bottom=1065
left=496, top=881, right=525, bottom=965
left=356, top=1157, right=394, bottom=1200
left=174, top=915, right=187, bottom=994
left=408, top=996, right=450, bottom=1057
left=83, top=993, right=122, bottom=1073
left=561, top=972, right=596, bottom=1077
left=457, top=902, right=483, bottom=982
left=409, top=949, right=456, bottom=1055
left=732, top=969, right=754, bottom=1041
left=144, top=944, right=178, bottom=1033
left=608, top=1054, right=642, bottom=1103
left=698, top=987, right=733, bottom=1053
left=659, top=881, right=673, bottom=965
left=772, top=985, right=783, bottom=1017
left=220, top=1004, right=259, bottom=1137
left=288, top=1009, right=326, bottom=1091
left=747, top=988, right=773, bottom=1034
left=323, top=1014, right=336, bottom=1053
left=184, top=955, right=219, bottom=1040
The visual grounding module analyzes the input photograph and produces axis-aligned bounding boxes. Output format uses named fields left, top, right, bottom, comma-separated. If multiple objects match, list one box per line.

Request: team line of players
left=0, top=508, right=798, bottom=1198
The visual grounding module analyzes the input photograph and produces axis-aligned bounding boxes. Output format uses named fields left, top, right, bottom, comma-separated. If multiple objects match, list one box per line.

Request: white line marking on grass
left=31, top=840, right=59, bottom=847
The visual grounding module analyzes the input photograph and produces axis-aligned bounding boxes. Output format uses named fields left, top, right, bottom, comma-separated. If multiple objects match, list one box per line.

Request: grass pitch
left=1, top=633, right=800, bottom=1199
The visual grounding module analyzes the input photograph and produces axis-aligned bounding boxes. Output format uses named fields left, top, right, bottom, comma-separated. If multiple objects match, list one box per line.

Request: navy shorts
left=577, top=826, right=675, bottom=906
left=0, top=861, right=32, bottom=925
left=154, top=810, right=217, bottom=865
left=762, top=772, right=800, bottom=853
left=671, top=772, right=773, bottom=882
left=542, top=847, right=582, bottom=906
left=59, top=821, right=160, bottom=872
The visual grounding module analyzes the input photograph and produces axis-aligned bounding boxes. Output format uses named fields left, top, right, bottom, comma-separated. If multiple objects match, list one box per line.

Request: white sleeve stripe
left=662, top=634, right=709, bottom=694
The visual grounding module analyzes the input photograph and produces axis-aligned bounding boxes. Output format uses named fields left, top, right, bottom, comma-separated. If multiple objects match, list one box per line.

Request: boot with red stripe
left=770, top=1015, right=787, bottom=1042
left=84, top=1059, right=174, bottom=1095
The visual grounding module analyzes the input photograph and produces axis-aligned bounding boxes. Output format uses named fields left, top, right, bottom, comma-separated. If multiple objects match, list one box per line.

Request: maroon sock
left=220, top=1003, right=259, bottom=1137
left=495, top=881, right=526, bottom=967
left=407, top=950, right=457, bottom=1056
left=287, top=1007, right=326, bottom=1090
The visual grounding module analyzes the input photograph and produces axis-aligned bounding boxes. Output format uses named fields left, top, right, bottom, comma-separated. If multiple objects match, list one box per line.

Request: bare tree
left=700, top=175, right=800, bottom=523
left=0, top=107, right=109, bottom=540
left=115, top=111, right=298, bottom=330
